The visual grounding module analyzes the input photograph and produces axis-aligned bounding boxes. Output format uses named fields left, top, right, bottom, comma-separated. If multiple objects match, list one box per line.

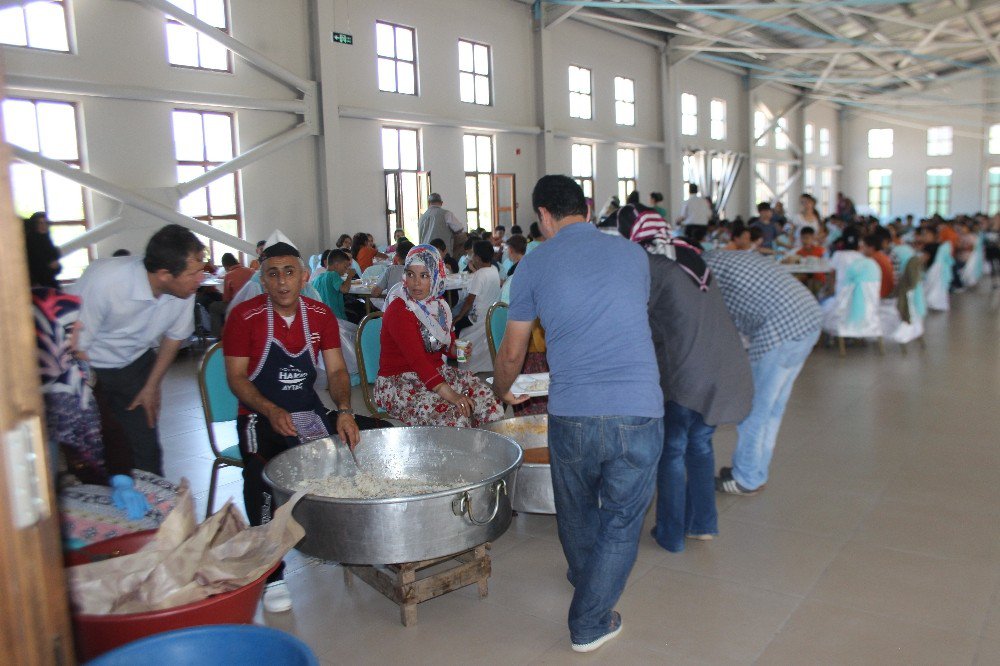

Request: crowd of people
left=20, top=174, right=999, bottom=651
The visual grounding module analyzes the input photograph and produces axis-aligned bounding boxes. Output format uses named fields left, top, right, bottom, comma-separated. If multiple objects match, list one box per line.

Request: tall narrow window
left=680, top=93, right=698, bottom=136
left=867, top=128, right=893, bottom=158
left=568, top=66, right=592, bottom=120
left=775, top=163, right=790, bottom=205
left=3, top=98, right=88, bottom=279
left=820, top=168, right=833, bottom=214
left=774, top=117, right=789, bottom=150
left=710, top=99, right=726, bottom=140
left=925, top=168, right=952, bottom=217
left=754, top=161, right=771, bottom=206
left=381, top=127, right=427, bottom=242
left=754, top=110, right=768, bottom=147
left=804, top=123, right=814, bottom=155
left=990, top=124, right=1000, bottom=155
left=682, top=154, right=695, bottom=202
left=927, top=126, right=952, bottom=157
left=172, top=109, right=242, bottom=264
left=0, top=0, right=69, bottom=51
left=867, top=169, right=892, bottom=219
left=463, top=134, right=495, bottom=230
left=458, top=39, right=491, bottom=106
left=988, top=167, right=1000, bottom=216
left=616, top=148, right=637, bottom=203
left=819, top=127, right=830, bottom=156
left=376, top=21, right=417, bottom=95
left=571, top=143, right=594, bottom=199
left=165, top=0, right=231, bottom=71
left=804, top=167, right=816, bottom=193
left=614, top=76, right=635, bottom=126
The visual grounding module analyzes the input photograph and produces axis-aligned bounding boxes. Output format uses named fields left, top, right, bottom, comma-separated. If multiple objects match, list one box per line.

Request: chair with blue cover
left=821, top=257, right=884, bottom=356
left=197, top=342, right=244, bottom=519
left=355, top=311, right=391, bottom=418
left=485, top=301, right=509, bottom=365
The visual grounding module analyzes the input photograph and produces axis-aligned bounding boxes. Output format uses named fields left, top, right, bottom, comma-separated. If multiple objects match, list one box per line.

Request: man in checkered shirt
left=703, top=249, right=821, bottom=495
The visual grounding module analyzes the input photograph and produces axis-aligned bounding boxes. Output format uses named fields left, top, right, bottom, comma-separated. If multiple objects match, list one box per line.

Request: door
left=492, top=173, right=516, bottom=230
left=0, top=68, right=75, bottom=665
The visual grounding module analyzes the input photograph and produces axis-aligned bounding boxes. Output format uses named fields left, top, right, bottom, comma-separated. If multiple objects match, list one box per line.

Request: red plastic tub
left=66, top=530, right=279, bottom=662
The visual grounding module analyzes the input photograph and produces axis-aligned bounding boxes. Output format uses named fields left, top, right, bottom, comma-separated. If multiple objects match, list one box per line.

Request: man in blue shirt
left=493, top=175, right=664, bottom=653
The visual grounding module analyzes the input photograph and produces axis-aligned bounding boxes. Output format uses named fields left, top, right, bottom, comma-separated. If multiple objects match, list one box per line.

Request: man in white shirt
left=675, top=184, right=712, bottom=237
left=453, top=240, right=501, bottom=372
left=70, top=224, right=205, bottom=475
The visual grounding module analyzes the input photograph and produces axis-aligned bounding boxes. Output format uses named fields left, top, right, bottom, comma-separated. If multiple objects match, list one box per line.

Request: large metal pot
left=263, top=427, right=522, bottom=565
left=479, top=415, right=555, bottom=514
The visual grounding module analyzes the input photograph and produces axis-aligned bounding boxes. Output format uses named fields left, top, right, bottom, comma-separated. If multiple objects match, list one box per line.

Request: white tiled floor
left=157, top=285, right=1000, bottom=665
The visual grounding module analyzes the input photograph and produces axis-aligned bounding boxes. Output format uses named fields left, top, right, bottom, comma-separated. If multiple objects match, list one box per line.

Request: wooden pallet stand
left=343, top=543, right=491, bottom=626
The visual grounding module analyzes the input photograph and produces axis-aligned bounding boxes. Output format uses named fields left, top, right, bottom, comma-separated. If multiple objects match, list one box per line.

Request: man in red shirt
left=223, top=232, right=359, bottom=613
left=861, top=232, right=895, bottom=299
left=209, top=253, right=255, bottom=336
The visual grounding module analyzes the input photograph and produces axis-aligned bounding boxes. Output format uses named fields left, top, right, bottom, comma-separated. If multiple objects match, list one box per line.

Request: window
left=463, top=134, right=494, bottom=230
left=616, top=148, right=637, bottom=203
left=710, top=99, right=726, bottom=141
left=925, top=168, right=952, bottom=217
left=774, top=117, right=789, bottom=150
left=680, top=93, right=698, bottom=136
left=868, top=128, right=893, bottom=159
left=819, top=127, right=830, bottom=157
left=568, top=66, right=592, bottom=120
left=804, top=167, right=816, bottom=192
left=0, top=0, right=69, bottom=51
left=867, top=169, right=892, bottom=219
left=3, top=98, right=88, bottom=279
left=165, top=0, right=230, bottom=71
left=804, top=123, right=814, bottom=155
left=376, top=21, right=417, bottom=95
left=458, top=39, right=491, bottom=106
left=172, top=109, right=242, bottom=265
left=775, top=163, right=790, bottom=205
left=927, top=126, right=952, bottom=157
left=614, top=77, right=635, bottom=126
left=381, top=127, right=428, bottom=241
left=754, top=161, right=771, bottom=206
left=754, top=110, right=768, bottom=147
left=571, top=143, right=594, bottom=199
left=820, top=168, right=833, bottom=214
left=991, top=124, right=1000, bottom=155
left=988, top=167, right=1000, bottom=216
left=682, top=154, right=695, bottom=202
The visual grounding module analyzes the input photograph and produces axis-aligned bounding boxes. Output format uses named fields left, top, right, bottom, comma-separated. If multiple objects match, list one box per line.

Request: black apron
left=246, top=299, right=331, bottom=445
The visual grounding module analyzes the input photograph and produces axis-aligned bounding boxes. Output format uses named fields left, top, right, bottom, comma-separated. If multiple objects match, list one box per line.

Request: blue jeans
left=547, top=414, right=663, bottom=644
left=653, top=401, right=717, bottom=553
left=733, top=330, right=820, bottom=490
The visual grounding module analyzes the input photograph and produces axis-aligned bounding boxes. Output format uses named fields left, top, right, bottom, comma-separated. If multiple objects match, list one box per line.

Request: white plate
left=487, top=373, right=550, bottom=397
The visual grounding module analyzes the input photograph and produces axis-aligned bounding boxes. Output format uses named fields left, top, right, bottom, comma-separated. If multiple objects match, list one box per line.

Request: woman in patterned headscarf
left=375, top=245, right=502, bottom=427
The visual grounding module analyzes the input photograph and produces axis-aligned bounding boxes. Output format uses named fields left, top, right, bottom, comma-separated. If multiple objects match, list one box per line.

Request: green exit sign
left=331, top=32, right=353, bottom=45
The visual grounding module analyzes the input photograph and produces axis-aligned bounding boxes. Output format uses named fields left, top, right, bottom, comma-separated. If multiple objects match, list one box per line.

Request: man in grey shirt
left=632, top=216, right=753, bottom=553
left=417, top=193, right=465, bottom=250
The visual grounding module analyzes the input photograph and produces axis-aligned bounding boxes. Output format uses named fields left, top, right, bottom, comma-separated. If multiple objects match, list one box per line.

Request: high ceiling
left=542, top=0, right=999, bottom=115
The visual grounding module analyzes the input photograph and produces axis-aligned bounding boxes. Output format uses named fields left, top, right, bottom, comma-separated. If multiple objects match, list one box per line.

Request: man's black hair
left=757, top=201, right=772, bottom=212
left=506, top=234, right=527, bottom=255
left=143, top=224, right=205, bottom=276
left=841, top=225, right=862, bottom=251
left=626, top=191, right=640, bottom=205
left=395, top=240, right=415, bottom=261
left=800, top=226, right=816, bottom=236
left=327, top=249, right=350, bottom=264
left=473, top=240, right=494, bottom=263
left=650, top=192, right=663, bottom=203
left=430, top=238, right=448, bottom=255
left=531, top=175, right=587, bottom=221
left=221, top=252, right=238, bottom=267
left=510, top=225, right=523, bottom=235
left=320, top=249, right=333, bottom=267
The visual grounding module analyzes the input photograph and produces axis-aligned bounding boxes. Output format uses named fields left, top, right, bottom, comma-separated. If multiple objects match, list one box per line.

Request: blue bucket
left=85, top=625, right=318, bottom=666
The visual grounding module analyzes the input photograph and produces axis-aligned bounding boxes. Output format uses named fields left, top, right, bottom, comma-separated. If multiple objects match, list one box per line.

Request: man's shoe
left=715, top=467, right=761, bottom=496
left=263, top=580, right=293, bottom=613
left=685, top=533, right=714, bottom=541
left=572, top=612, right=623, bottom=653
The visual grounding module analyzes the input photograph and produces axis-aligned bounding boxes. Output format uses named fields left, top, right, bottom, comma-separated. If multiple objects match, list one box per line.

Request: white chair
left=879, top=290, right=925, bottom=352
left=822, top=257, right=884, bottom=356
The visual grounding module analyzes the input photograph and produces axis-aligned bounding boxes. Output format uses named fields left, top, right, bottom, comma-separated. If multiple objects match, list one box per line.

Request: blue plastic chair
left=355, top=312, right=390, bottom=418
left=87, top=625, right=318, bottom=666
left=198, top=343, right=244, bottom=519
left=485, top=301, right=509, bottom=365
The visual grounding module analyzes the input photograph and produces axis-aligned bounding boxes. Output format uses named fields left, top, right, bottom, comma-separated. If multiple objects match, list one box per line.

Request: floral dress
left=375, top=366, right=503, bottom=427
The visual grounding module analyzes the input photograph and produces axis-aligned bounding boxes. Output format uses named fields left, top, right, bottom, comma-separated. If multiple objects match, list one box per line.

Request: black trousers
left=93, top=350, right=161, bottom=476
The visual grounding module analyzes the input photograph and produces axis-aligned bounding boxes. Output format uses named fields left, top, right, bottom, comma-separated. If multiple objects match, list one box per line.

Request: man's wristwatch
left=333, top=408, right=355, bottom=418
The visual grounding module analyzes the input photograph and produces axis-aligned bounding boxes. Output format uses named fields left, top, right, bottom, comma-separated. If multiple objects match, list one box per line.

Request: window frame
left=376, top=20, right=419, bottom=96
left=172, top=108, right=244, bottom=265
left=457, top=38, right=492, bottom=106
left=710, top=98, right=726, bottom=141
left=774, top=117, right=789, bottom=150
left=925, top=168, right=952, bottom=218
left=680, top=92, right=698, bottom=136
left=568, top=65, right=593, bottom=120
left=804, top=123, right=814, bottom=155
left=570, top=142, right=595, bottom=200
left=616, top=147, right=637, bottom=203
left=613, top=76, right=635, bottom=127
left=381, top=126, right=427, bottom=241
left=819, top=127, right=830, bottom=157
left=988, top=167, right=1000, bottom=216
left=867, top=168, right=892, bottom=219
left=463, top=133, right=496, bottom=231
left=0, top=0, right=72, bottom=53
left=990, top=124, right=1000, bottom=155
left=926, top=125, right=953, bottom=157
left=754, top=110, right=769, bottom=147
left=165, top=0, right=233, bottom=72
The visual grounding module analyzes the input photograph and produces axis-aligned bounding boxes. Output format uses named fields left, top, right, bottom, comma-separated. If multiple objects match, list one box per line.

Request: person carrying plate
left=375, top=244, right=512, bottom=427
left=223, top=230, right=360, bottom=613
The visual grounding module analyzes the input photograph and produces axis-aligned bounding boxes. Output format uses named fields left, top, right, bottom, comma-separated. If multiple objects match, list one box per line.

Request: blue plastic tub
left=85, top=624, right=318, bottom=666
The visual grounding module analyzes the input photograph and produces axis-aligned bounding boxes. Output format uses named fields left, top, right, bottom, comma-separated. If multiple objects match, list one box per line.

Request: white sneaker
left=572, top=612, right=622, bottom=653
left=263, top=580, right=292, bottom=613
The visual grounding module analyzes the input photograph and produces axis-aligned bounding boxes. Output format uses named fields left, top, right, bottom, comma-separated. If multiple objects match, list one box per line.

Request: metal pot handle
left=452, top=479, right=507, bottom=525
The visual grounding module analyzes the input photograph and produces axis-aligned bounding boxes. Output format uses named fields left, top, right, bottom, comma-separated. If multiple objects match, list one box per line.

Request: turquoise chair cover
left=203, top=346, right=238, bottom=425
left=843, top=258, right=881, bottom=326
left=891, top=244, right=915, bottom=276
left=489, top=303, right=508, bottom=355
left=357, top=314, right=389, bottom=416
left=933, top=241, right=954, bottom=292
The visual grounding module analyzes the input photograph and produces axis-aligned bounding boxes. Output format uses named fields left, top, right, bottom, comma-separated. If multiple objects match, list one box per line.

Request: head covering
left=385, top=244, right=452, bottom=351
left=428, top=193, right=443, bottom=204
left=261, top=230, right=300, bottom=260
left=629, top=211, right=711, bottom=292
